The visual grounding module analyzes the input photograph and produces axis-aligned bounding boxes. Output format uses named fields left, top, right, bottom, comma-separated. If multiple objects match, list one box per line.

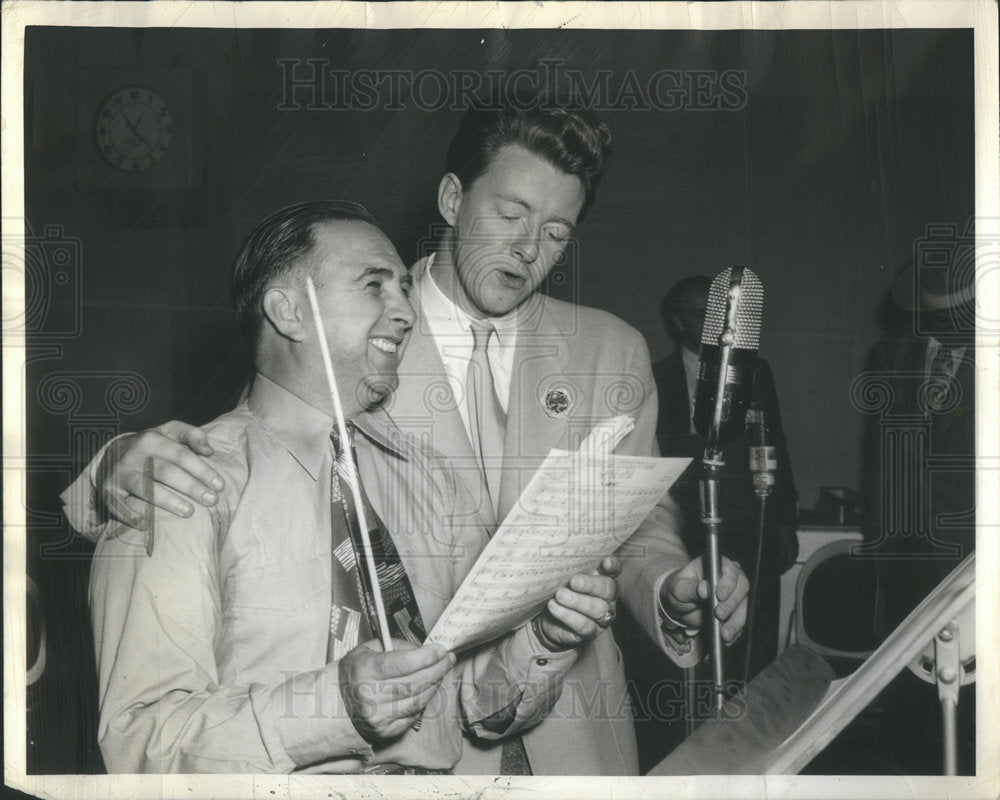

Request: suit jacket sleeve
left=613, top=332, right=701, bottom=668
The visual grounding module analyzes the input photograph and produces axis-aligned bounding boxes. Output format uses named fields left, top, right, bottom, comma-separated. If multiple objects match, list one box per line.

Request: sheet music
left=427, top=416, right=691, bottom=651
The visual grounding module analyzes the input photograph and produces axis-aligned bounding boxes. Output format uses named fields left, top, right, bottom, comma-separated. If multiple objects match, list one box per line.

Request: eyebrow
left=356, top=266, right=397, bottom=281
left=496, top=193, right=577, bottom=230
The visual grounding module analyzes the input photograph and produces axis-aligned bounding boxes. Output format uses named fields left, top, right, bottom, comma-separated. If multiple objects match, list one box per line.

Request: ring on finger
left=596, top=605, right=617, bottom=628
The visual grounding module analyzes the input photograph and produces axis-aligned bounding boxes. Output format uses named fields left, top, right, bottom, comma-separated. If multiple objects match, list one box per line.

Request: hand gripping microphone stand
left=697, top=266, right=762, bottom=712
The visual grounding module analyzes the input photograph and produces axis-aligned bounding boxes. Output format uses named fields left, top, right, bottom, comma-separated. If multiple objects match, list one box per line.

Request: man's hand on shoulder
left=338, top=640, right=455, bottom=743
left=96, top=420, right=224, bottom=528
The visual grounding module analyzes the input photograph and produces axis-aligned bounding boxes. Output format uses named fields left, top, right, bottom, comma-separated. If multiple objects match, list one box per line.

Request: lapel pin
left=543, top=388, right=570, bottom=417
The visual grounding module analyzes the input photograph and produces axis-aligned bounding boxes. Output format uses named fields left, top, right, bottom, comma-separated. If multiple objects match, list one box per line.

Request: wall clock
left=75, top=66, right=205, bottom=194
left=95, top=87, right=173, bottom=172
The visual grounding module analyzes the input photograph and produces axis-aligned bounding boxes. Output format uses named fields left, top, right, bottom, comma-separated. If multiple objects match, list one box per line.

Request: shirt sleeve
left=612, top=332, right=702, bottom=668
left=61, top=436, right=123, bottom=540
left=90, top=506, right=371, bottom=773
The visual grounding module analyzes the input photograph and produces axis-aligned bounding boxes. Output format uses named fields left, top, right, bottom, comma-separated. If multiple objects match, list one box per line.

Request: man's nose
left=387, top=290, right=416, bottom=329
left=511, top=227, right=540, bottom=263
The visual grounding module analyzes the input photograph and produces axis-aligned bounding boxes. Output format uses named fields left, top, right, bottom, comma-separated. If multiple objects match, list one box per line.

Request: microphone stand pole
left=700, top=444, right=726, bottom=712
left=700, top=328, right=737, bottom=712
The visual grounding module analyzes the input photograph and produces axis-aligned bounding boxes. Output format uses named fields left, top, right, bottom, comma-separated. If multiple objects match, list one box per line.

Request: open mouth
left=369, top=337, right=399, bottom=355
left=498, top=269, right=526, bottom=288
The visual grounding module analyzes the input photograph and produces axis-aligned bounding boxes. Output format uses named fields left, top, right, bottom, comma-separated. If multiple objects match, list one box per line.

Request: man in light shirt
left=80, top=200, right=618, bottom=773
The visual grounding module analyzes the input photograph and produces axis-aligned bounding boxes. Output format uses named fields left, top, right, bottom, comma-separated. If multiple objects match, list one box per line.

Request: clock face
left=96, top=87, right=172, bottom=171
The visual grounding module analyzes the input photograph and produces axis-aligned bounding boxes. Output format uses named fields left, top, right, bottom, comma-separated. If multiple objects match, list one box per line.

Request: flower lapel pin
left=543, top=387, right=570, bottom=417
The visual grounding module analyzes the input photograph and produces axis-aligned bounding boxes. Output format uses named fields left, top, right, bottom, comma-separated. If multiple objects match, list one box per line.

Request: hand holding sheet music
left=427, top=416, right=691, bottom=651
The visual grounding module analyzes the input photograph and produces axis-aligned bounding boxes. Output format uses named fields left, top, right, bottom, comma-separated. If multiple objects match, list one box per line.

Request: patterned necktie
left=327, top=424, right=425, bottom=662
left=466, top=319, right=507, bottom=514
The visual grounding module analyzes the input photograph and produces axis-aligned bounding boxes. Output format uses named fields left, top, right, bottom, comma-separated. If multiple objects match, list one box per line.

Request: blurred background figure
left=856, top=256, right=976, bottom=774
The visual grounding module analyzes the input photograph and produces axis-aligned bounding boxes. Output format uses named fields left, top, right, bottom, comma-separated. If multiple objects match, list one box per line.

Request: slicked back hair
left=231, top=200, right=379, bottom=340
left=445, top=96, right=612, bottom=220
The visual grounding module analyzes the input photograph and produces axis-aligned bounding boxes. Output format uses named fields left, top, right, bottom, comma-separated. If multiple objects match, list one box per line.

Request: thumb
left=160, top=421, right=214, bottom=456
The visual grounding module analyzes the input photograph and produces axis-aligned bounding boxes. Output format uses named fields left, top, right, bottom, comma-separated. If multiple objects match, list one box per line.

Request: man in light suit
left=69, top=98, right=749, bottom=775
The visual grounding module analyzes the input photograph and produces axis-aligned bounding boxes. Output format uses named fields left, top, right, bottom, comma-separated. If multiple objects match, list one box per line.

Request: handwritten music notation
left=427, top=416, right=691, bottom=651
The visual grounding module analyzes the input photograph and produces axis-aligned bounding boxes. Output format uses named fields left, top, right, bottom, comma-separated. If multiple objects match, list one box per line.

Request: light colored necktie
left=464, top=323, right=530, bottom=774
left=466, top=319, right=507, bottom=514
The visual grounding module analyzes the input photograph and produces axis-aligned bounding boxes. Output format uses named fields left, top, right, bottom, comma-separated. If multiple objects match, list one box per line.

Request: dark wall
left=22, top=25, right=973, bottom=772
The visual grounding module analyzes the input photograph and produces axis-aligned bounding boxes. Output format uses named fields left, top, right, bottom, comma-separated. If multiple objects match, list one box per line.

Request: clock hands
left=120, top=107, right=157, bottom=153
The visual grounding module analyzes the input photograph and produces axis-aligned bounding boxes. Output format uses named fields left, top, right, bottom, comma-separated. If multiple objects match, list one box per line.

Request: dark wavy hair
left=445, top=95, right=612, bottom=220
left=231, top=199, right=378, bottom=340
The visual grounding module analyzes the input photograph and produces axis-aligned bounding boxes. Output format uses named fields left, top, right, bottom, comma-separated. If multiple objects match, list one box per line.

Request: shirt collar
left=247, top=374, right=408, bottom=480
left=421, top=253, right=518, bottom=349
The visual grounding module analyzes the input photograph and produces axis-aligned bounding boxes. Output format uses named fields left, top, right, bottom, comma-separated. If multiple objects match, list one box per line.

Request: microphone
left=693, top=266, right=763, bottom=447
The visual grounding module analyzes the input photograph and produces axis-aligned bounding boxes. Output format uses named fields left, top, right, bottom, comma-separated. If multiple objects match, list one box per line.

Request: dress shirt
left=85, top=374, right=576, bottom=773
left=419, top=254, right=518, bottom=426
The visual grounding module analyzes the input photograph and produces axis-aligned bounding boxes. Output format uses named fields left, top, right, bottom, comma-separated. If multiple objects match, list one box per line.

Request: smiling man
left=67, top=99, right=749, bottom=775
left=84, top=200, right=616, bottom=773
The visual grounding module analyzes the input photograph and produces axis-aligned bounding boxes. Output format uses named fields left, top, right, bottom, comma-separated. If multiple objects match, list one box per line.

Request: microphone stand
left=699, top=319, right=740, bottom=712
left=700, top=443, right=726, bottom=712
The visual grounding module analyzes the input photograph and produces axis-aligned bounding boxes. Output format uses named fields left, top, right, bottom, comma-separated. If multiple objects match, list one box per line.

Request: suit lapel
left=391, top=259, right=478, bottom=474
left=392, top=259, right=502, bottom=527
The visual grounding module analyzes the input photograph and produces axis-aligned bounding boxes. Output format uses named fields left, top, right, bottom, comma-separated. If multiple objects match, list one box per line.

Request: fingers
left=596, top=556, right=623, bottom=579
left=545, top=597, right=602, bottom=641
left=98, top=427, right=224, bottom=522
left=159, top=420, right=217, bottom=457
left=667, top=572, right=703, bottom=609
left=662, top=557, right=751, bottom=642
left=714, top=558, right=750, bottom=643
left=567, top=572, right=618, bottom=604
left=137, top=435, right=224, bottom=499
left=139, top=460, right=220, bottom=510
left=372, top=643, right=455, bottom=684
left=721, top=594, right=748, bottom=644
left=340, top=642, right=454, bottom=741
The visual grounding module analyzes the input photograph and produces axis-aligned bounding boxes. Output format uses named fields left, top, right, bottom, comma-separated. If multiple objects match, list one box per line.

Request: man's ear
left=262, top=286, right=307, bottom=342
left=437, top=173, right=463, bottom=227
